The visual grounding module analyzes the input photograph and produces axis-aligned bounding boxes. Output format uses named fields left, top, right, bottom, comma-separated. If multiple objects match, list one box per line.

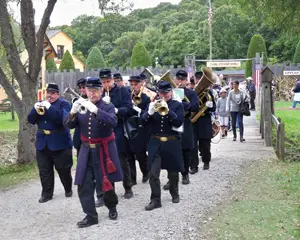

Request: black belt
left=38, top=129, right=65, bottom=135
left=152, top=135, right=178, bottom=142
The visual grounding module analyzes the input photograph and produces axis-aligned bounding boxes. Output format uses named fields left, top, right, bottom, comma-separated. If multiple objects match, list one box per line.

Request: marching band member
left=190, top=79, right=216, bottom=173
left=101, top=69, right=135, bottom=199
left=127, top=76, right=151, bottom=184
left=65, top=77, right=123, bottom=228
left=141, top=81, right=184, bottom=211
left=27, top=83, right=73, bottom=203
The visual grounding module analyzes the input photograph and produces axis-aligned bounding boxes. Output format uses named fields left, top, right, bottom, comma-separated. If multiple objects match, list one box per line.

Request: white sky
left=10, top=0, right=181, bottom=26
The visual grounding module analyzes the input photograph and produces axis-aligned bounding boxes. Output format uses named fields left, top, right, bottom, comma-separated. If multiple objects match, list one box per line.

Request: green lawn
left=0, top=112, right=18, bottom=131
left=274, top=101, right=293, bottom=108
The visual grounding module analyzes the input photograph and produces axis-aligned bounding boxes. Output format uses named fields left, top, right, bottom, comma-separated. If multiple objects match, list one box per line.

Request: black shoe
left=142, top=174, right=149, bottom=183
left=203, top=163, right=210, bottom=170
left=233, top=137, right=236, bottom=141
left=222, top=134, right=225, bottom=139
left=225, top=129, right=228, bottom=136
left=145, top=201, right=162, bottom=211
left=182, top=175, right=190, bottom=185
left=172, top=196, right=180, bottom=203
left=95, top=196, right=104, bottom=208
left=132, top=181, right=137, bottom=186
left=108, top=207, right=118, bottom=220
left=65, top=190, right=73, bottom=198
left=240, top=137, right=245, bottom=142
left=38, top=196, right=52, bottom=203
left=124, top=189, right=133, bottom=199
left=76, top=216, right=98, bottom=228
left=189, top=168, right=198, bottom=175
left=163, top=181, right=170, bottom=190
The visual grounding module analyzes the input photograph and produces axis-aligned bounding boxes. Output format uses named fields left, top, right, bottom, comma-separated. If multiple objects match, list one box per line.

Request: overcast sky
left=10, top=0, right=181, bottom=26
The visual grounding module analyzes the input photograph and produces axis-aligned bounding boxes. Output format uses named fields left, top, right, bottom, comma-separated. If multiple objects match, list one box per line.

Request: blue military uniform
left=190, top=89, right=216, bottom=172
left=27, top=83, right=73, bottom=203
left=127, top=76, right=151, bottom=184
left=141, top=81, right=184, bottom=210
left=101, top=69, right=134, bottom=199
left=65, top=77, right=123, bottom=227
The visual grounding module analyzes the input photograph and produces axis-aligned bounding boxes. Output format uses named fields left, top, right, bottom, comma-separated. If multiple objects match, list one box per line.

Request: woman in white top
left=226, top=80, right=247, bottom=142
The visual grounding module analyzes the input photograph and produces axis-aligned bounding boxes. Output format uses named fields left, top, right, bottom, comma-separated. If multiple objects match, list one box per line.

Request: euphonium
left=132, top=84, right=145, bottom=105
left=154, top=98, right=168, bottom=116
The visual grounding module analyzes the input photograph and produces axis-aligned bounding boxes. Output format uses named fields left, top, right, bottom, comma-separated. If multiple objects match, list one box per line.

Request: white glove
left=174, top=97, right=182, bottom=103
left=103, top=96, right=111, bottom=104
left=148, top=102, right=156, bottom=115
left=77, top=97, right=87, bottom=104
left=70, top=100, right=81, bottom=114
left=206, top=101, right=213, bottom=108
left=115, top=108, right=118, bottom=114
left=41, top=100, right=51, bottom=109
left=133, top=105, right=142, bottom=116
left=81, top=101, right=98, bottom=114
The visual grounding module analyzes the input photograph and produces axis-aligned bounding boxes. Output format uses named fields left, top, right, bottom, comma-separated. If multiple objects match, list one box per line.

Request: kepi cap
left=175, top=70, right=188, bottom=79
left=86, top=77, right=102, bottom=88
left=113, top=73, right=122, bottom=80
left=77, top=78, right=86, bottom=86
left=156, top=80, right=172, bottom=93
left=99, top=69, right=112, bottom=79
left=46, top=83, right=59, bottom=92
left=128, top=76, right=141, bottom=82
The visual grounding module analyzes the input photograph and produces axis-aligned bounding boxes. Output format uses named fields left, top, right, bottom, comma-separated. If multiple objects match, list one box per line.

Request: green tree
left=59, top=50, right=75, bottom=72
left=86, top=47, right=106, bottom=70
left=246, top=34, right=268, bottom=77
left=293, top=40, right=300, bottom=63
left=130, top=41, right=152, bottom=68
left=45, top=58, right=57, bottom=71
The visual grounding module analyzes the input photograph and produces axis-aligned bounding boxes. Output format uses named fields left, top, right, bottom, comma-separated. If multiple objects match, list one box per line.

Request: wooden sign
left=283, top=71, right=300, bottom=76
left=206, top=61, right=241, bottom=68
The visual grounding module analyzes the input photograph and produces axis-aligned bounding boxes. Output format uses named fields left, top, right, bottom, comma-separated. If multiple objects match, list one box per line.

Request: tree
left=86, top=47, right=106, bottom=70
left=59, top=50, right=75, bottom=72
left=293, top=40, right=300, bottom=63
left=246, top=34, right=268, bottom=77
left=46, top=58, right=57, bottom=72
left=97, top=0, right=133, bottom=16
left=130, top=41, right=151, bottom=68
left=0, top=0, right=131, bottom=164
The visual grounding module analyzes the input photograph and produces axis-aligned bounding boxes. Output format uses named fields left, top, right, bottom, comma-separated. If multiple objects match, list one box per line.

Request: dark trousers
left=76, top=147, right=103, bottom=199
left=36, top=147, right=73, bottom=197
left=149, top=149, right=179, bottom=203
left=128, top=152, right=148, bottom=183
left=119, top=152, right=132, bottom=190
left=190, top=139, right=211, bottom=169
left=181, top=149, right=190, bottom=176
left=230, top=112, right=244, bottom=138
left=78, top=154, right=118, bottom=219
left=250, top=92, right=256, bottom=110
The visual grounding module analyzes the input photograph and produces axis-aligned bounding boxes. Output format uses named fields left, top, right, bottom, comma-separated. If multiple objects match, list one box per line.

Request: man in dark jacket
left=246, top=77, right=256, bottom=110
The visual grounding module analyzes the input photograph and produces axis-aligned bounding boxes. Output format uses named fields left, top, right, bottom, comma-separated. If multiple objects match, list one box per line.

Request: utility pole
left=208, top=0, right=212, bottom=60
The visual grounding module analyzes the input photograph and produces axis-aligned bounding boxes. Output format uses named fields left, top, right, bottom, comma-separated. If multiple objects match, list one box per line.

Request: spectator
left=246, top=77, right=256, bottom=110
left=216, top=88, right=229, bottom=138
left=291, top=78, right=300, bottom=109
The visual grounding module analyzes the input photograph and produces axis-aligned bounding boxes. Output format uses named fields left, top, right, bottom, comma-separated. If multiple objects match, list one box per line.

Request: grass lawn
left=0, top=112, right=19, bottom=131
left=274, top=101, right=293, bottom=109
left=202, top=160, right=300, bottom=239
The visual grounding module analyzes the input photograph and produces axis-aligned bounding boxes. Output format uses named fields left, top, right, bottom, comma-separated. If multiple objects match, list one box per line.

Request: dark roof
left=214, top=69, right=245, bottom=75
left=46, top=29, right=61, bottom=39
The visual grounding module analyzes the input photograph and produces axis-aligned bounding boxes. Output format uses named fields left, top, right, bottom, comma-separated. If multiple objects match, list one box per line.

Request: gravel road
left=0, top=113, right=275, bottom=240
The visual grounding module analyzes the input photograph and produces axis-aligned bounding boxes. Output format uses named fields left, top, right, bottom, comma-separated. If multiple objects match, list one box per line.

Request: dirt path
left=0, top=113, right=275, bottom=240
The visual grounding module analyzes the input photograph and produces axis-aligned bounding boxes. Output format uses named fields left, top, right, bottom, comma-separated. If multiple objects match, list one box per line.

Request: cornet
left=132, top=83, right=145, bottom=105
left=63, top=87, right=87, bottom=114
left=36, top=98, right=50, bottom=115
left=154, top=98, right=168, bottom=116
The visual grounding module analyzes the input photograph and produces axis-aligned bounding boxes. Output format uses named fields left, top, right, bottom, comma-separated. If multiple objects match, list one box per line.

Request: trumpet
left=132, top=83, right=145, bottom=105
left=63, top=87, right=87, bottom=114
left=154, top=98, right=168, bottom=116
left=36, top=98, right=50, bottom=115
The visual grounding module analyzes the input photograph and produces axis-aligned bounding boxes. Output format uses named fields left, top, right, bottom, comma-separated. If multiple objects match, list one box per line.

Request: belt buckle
left=43, top=130, right=51, bottom=135
left=160, top=137, right=168, bottom=142
left=89, top=144, right=96, bottom=148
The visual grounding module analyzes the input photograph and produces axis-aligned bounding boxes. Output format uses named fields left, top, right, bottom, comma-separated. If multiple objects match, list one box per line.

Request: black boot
left=142, top=173, right=150, bottom=183
left=65, top=190, right=73, bottom=198
left=182, top=175, right=190, bottom=185
left=38, top=196, right=52, bottom=203
left=124, top=188, right=133, bottom=199
left=189, top=168, right=198, bottom=174
left=145, top=201, right=162, bottom=211
left=240, top=135, right=245, bottom=142
left=163, top=181, right=170, bottom=190
left=95, top=196, right=104, bottom=208
left=108, top=207, right=118, bottom=220
left=203, top=163, right=210, bottom=170
left=76, top=216, right=98, bottom=228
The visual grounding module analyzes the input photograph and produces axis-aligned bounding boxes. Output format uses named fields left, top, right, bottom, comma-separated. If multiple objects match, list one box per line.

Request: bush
left=86, top=47, right=106, bottom=70
left=293, top=40, right=300, bottom=63
left=59, top=50, right=75, bottom=72
left=130, top=41, right=152, bottom=69
left=45, top=58, right=57, bottom=72
left=245, top=34, right=268, bottom=77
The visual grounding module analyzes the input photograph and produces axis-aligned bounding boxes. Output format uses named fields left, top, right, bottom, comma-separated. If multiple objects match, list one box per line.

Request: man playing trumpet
left=27, top=83, right=73, bottom=203
left=141, top=81, right=184, bottom=211
left=64, top=77, right=123, bottom=228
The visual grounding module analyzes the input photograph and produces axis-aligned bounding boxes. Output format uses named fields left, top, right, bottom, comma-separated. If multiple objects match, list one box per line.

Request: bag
left=239, top=96, right=250, bottom=116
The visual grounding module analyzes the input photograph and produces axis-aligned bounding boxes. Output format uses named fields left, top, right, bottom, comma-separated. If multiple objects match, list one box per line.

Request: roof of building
left=46, top=29, right=74, bottom=43
left=214, top=69, right=245, bottom=75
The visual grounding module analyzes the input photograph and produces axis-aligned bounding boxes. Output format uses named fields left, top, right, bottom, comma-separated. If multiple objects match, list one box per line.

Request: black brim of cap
left=157, top=89, right=172, bottom=93
left=46, top=88, right=59, bottom=92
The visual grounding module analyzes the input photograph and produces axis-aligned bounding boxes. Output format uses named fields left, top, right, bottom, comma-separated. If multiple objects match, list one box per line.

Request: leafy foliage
left=246, top=34, right=268, bottom=77
left=130, top=41, right=151, bottom=68
left=59, top=50, right=75, bottom=72
left=293, top=40, right=300, bottom=63
left=45, top=58, right=57, bottom=72
left=86, top=47, right=106, bottom=70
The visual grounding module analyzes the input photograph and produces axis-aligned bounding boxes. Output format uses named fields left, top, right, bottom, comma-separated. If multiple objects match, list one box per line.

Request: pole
left=208, top=0, right=212, bottom=60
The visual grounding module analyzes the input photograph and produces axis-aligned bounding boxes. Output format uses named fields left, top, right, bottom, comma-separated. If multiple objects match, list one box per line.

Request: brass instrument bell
left=36, top=106, right=45, bottom=115
left=154, top=99, right=168, bottom=116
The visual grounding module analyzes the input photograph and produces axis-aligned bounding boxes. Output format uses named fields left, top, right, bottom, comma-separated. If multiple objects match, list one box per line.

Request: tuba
left=190, top=67, right=217, bottom=123
left=63, top=87, right=88, bottom=114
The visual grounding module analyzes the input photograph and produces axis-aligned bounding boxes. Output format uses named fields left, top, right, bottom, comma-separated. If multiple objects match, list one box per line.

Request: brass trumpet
left=154, top=98, right=168, bottom=116
left=36, top=106, right=45, bottom=115
left=132, top=83, right=145, bottom=105
left=63, top=87, right=87, bottom=114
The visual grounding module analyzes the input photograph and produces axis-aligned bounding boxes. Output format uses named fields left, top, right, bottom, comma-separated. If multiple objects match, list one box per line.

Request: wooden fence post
left=277, top=122, right=285, bottom=160
left=261, top=67, right=273, bottom=146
